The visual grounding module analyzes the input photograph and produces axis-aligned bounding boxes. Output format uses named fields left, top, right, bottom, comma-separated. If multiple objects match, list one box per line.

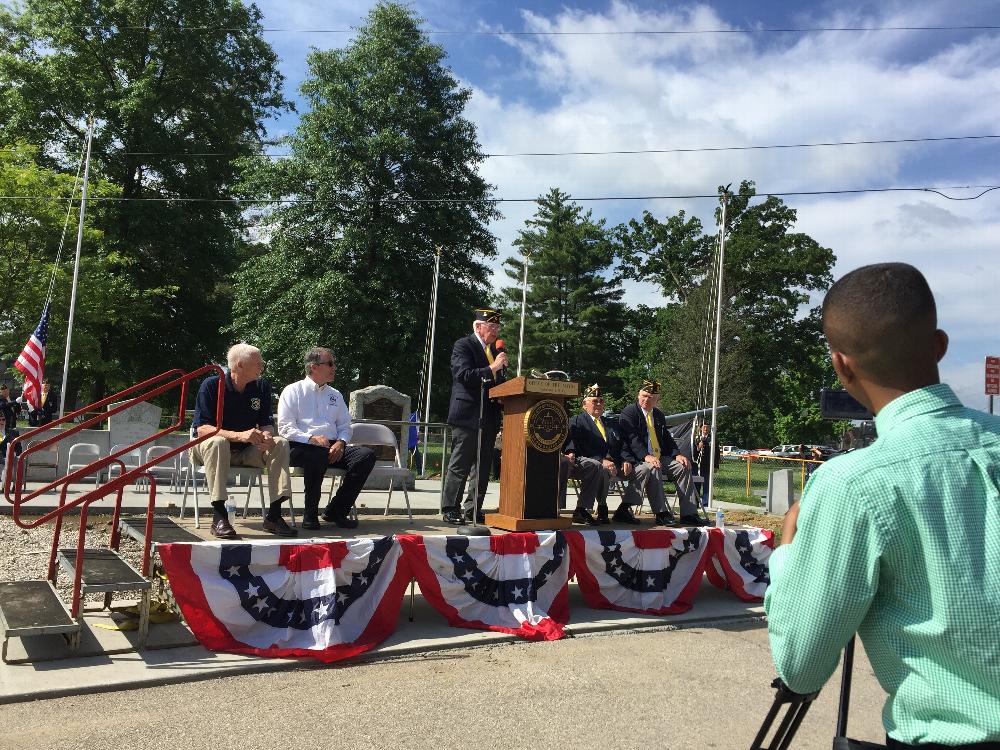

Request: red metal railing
left=1, top=366, right=225, bottom=618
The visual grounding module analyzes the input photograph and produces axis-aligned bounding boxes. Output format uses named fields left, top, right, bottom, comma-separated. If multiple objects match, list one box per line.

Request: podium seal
left=524, top=399, right=568, bottom=452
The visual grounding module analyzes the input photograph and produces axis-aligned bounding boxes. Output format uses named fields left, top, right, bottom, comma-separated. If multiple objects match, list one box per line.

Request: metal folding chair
left=350, top=422, right=414, bottom=522
left=178, top=450, right=266, bottom=529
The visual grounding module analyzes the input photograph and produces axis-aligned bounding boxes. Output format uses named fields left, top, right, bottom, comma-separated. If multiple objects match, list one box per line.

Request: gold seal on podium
left=523, top=398, right=568, bottom=452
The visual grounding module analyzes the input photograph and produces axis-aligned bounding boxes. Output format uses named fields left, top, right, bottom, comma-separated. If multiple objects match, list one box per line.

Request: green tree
left=0, top=0, right=289, bottom=401
left=230, top=2, right=499, bottom=408
left=501, top=188, right=634, bottom=394
left=620, top=181, right=837, bottom=446
left=0, top=141, right=131, bottom=407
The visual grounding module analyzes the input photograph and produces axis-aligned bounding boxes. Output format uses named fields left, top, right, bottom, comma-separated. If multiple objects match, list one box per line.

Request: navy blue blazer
left=618, top=402, right=681, bottom=465
left=446, top=334, right=504, bottom=430
left=564, top=412, right=623, bottom=463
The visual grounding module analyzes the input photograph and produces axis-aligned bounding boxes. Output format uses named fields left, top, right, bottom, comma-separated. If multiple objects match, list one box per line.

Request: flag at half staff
left=14, top=303, right=50, bottom=409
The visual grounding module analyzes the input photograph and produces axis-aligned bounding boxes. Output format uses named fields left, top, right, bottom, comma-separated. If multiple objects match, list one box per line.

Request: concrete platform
left=0, top=574, right=762, bottom=704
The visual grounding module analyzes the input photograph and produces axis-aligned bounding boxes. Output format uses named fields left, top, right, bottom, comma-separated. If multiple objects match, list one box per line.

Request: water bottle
left=225, top=495, right=237, bottom=518
left=715, top=509, right=725, bottom=529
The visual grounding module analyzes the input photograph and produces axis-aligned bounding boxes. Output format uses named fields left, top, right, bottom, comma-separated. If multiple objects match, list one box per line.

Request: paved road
left=0, top=623, right=887, bottom=750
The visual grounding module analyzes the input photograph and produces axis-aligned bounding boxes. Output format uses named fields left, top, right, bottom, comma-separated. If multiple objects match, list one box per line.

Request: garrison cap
left=640, top=379, right=660, bottom=394
left=474, top=308, right=502, bottom=324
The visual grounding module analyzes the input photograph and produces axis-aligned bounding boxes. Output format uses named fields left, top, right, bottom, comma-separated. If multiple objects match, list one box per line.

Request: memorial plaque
left=348, top=384, right=414, bottom=490
left=363, top=398, right=403, bottom=461
left=108, top=400, right=162, bottom=450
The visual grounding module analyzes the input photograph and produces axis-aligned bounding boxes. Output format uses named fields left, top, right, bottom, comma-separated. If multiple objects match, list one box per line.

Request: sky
left=252, top=0, right=1000, bottom=410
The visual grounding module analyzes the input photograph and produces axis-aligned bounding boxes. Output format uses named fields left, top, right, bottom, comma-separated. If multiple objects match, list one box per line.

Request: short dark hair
left=822, top=263, right=937, bottom=382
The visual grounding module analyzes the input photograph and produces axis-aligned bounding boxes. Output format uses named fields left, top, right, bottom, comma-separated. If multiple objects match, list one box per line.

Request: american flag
left=14, top=303, right=50, bottom=409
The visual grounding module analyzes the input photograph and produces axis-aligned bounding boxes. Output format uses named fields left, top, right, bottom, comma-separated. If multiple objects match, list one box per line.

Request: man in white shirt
left=277, top=347, right=376, bottom=530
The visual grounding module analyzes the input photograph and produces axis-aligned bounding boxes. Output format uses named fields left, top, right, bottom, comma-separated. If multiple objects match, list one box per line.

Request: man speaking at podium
left=440, top=308, right=507, bottom=525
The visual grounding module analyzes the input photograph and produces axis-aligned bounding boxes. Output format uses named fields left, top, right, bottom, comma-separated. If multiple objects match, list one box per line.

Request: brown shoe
left=262, top=516, right=297, bottom=537
left=211, top=517, right=239, bottom=539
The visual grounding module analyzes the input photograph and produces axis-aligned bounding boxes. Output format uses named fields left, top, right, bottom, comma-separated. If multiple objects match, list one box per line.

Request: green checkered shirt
left=765, top=384, right=1000, bottom=745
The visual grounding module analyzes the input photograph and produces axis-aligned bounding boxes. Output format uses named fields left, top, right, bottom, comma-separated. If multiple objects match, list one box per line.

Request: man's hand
left=328, top=440, right=345, bottom=464
left=645, top=454, right=661, bottom=470
left=780, top=502, right=801, bottom=545
left=309, top=435, right=331, bottom=448
left=602, top=458, right=617, bottom=476
left=565, top=451, right=576, bottom=462
left=240, top=428, right=271, bottom=446
left=622, top=462, right=633, bottom=477
left=489, top=352, right=508, bottom=374
left=674, top=454, right=691, bottom=469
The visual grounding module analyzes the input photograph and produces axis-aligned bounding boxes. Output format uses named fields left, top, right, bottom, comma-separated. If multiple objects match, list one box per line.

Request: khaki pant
left=190, top=435, right=292, bottom=505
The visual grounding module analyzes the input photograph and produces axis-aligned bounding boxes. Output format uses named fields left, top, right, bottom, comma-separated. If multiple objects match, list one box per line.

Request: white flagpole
left=706, top=188, right=729, bottom=508
left=421, top=246, right=442, bottom=473
left=517, top=251, right=529, bottom=377
left=59, top=119, right=94, bottom=420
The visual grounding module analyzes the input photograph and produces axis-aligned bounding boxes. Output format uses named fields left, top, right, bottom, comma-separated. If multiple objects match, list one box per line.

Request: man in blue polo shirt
left=192, top=343, right=295, bottom=539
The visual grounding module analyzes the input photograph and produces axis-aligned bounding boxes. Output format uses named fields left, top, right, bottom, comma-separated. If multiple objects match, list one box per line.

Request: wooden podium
left=485, top=376, right=579, bottom=531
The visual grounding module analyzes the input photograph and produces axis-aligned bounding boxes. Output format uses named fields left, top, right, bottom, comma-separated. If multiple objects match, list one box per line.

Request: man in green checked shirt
left=765, top=263, right=1000, bottom=749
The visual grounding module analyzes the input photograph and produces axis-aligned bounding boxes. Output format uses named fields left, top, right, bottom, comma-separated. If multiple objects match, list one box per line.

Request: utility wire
left=110, top=24, right=1000, bottom=35
left=1, top=185, right=998, bottom=203
left=4, top=133, right=995, bottom=160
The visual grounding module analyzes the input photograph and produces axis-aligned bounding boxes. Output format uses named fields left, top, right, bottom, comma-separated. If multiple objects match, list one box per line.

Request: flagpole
left=706, top=187, right=729, bottom=509
left=59, top=119, right=94, bottom=420
left=421, top=246, right=442, bottom=474
left=517, top=251, right=529, bottom=377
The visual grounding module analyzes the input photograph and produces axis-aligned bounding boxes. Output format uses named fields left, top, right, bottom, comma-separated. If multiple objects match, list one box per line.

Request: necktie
left=646, top=411, right=660, bottom=457
left=594, top=416, right=607, bottom=441
left=484, top=345, right=496, bottom=380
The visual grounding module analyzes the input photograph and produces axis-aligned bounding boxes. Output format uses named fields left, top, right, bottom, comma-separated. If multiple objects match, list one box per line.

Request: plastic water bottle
left=225, top=495, right=237, bottom=518
left=715, top=509, right=725, bottom=529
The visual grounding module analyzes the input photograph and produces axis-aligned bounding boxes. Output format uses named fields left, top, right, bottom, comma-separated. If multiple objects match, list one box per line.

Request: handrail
left=5, top=365, right=225, bottom=528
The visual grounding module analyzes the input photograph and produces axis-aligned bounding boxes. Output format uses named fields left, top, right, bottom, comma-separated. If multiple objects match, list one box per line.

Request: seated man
left=191, top=344, right=295, bottom=539
left=560, top=384, right=631, bottom=525
left=765, top=263, right=1000, bottom=748
left=618, top=380, right=705, bottom=527
left=277, top=347, right=376, bottom=531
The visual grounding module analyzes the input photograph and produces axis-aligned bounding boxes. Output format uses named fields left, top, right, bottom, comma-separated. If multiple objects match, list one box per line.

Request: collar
left=473, top=332, right=489, bottom=349
left=303, top=377, right=328, bottom=393
left=874, top=383, right=961, bottom=435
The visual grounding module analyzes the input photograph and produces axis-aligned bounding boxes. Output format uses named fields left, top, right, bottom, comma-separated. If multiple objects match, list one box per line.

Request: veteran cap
left=584, top=384, right=604, bottom=398
left=640, top=378, right=660, bottom=394
left=474, top=308, right=502, bottom=324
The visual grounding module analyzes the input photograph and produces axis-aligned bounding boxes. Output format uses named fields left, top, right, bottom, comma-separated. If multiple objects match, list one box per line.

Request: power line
left=110, top=24, right=1000, bottom=36
left=6, top=134, right=997, bottom=160
left=1, top=185, right=997, bottom=203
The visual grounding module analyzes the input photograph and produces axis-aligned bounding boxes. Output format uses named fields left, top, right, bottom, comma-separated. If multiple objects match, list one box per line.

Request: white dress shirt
left=277, top=377, right=352, bottom=445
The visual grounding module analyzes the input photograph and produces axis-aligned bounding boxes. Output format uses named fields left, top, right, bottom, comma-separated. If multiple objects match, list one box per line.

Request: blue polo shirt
left=192, top=374, right=273, bottom=446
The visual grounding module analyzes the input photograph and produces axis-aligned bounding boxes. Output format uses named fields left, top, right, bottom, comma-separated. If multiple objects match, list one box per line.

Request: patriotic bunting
left=567, top=528, right=710, bottom=615
left=397, top=532, right=570, bottom=641
left=705, top=527, right=774, bottom=601
left=157, top=536, right=410, bottom=662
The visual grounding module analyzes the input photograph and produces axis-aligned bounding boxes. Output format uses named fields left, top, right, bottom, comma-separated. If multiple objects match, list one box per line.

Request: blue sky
left=254, top=0, right=1000, bottom=409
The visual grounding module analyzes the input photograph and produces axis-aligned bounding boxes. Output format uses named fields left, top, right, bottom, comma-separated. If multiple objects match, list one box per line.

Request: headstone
left=349, top=385, right=414, bottom=491
left=766, top=468, right=795, bottom=515
left=108, top=399, right=162, bottom=450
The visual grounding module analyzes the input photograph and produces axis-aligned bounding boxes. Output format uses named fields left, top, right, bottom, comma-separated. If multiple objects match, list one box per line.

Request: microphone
left=494, top=339, right=508, bottom=378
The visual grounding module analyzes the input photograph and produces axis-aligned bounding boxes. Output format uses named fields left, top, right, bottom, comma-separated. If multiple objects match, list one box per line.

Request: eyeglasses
left=316, top=360, right=336, bottom=367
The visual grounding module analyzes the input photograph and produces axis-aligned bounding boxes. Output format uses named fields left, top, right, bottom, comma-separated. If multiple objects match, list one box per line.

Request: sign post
left=986, top=356, right=999, bottom=414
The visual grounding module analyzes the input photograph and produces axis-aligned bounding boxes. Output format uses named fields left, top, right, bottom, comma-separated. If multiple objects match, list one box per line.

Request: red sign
left=987, top=356, right=1000, bottom=396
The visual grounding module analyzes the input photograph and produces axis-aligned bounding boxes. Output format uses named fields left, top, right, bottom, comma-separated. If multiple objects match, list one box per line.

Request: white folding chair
left=178, top=450, right=266, bottom=529
left=21, top=439, right=58, bottom=490
left=108, top=443, right=143, bottom=484
left=67, top=442, right=103, bottom=487
left=349, top=422, right=414, bottom=523
left=139, top=444, right=181, bottom=492
left=290, top=464, right=345, bottom=517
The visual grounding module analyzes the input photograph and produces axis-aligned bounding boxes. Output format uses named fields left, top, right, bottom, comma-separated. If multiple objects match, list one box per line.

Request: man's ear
left=830, top=350, right=855, bottom=387
left=934, top=329, right=949, bottom=363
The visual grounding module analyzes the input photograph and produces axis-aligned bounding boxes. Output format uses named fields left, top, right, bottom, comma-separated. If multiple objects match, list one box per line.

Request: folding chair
left=349, top=422, right=414, bottom=523
left=21, top=439, right=59, bottom=489
left=140, top=444, right=182, bottom=493
left=289, top=464, right=345, bottom=519
left=67, top=442, right=103, bottom=487
left=108, top=443, right=143, bottom=484
left=178, top=450, right=266, bottom=529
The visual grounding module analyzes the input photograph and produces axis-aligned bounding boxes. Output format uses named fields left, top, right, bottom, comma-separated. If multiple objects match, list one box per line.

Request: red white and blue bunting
left=158, top=527, right=773, bottom=662
left=158, top=535, right=410, bottom=662
left=566, top=528, right=711, bottom=615
left=397, top=532, right=569, bottom=641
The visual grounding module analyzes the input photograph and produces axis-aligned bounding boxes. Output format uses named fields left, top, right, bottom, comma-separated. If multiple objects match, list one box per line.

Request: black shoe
left=596, top=505, right=610, bottom=524
left=263, top=516, right=297, bottom=537
left=612, top=505, right=641, bottom=525
left=211, top=517, right=239, bottom=539
left=572, top=507, right=598, bottom=526
left=301, top=517, right=321, bottom=531
left=442, top=509, right=464, bottom=525
left=679, top=514, right=709, bottom=527
left=654, top=511, right=678, bottom=527
left=322, top=512, right=359, bottom=530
